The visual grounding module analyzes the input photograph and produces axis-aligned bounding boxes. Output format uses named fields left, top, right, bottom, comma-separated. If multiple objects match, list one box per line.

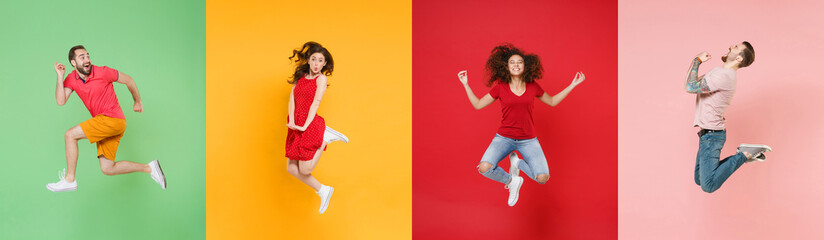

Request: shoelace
left=58, top=168, right=67, bottom=182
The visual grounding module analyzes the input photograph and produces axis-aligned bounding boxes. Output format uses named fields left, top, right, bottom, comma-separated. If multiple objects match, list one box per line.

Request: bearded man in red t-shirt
left=47, top=45, right=166, bottom=192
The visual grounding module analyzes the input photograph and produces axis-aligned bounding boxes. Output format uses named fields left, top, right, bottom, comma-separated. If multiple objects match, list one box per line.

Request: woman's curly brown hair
left=288, top=41, right=334, bottom=84
left=485, top=43, right=543, bottom=86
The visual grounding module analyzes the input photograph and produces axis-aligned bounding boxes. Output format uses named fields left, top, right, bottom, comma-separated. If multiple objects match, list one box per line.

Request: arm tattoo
left=685, top=58, right=710, bottom=94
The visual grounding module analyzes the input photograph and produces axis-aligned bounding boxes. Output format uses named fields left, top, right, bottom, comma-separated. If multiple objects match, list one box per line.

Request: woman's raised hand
left=457, top=70, right=468, bottom=85
left=571, top=72, right=585, bottom=86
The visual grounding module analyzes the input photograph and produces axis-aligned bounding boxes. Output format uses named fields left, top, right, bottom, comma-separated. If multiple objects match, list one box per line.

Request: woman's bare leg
left=286, top=141, right=328, bottom=191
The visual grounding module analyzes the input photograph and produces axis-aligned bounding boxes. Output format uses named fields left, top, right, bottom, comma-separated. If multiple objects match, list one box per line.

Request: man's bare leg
left=63, top=125, right=87, bottom=183
left=98, top=156, right=150, bottom=176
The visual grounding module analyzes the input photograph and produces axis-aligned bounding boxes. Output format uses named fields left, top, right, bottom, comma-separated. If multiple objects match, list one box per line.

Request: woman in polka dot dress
left=285, top=41, right=349, bottom=214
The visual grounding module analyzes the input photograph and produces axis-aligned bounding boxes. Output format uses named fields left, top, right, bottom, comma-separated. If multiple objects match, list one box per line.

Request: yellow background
left=206, top=0, right=411, bottom=239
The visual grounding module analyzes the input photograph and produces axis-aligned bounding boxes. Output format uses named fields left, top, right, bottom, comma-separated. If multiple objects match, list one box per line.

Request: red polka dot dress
left=285, top=75, right=327, bottom=161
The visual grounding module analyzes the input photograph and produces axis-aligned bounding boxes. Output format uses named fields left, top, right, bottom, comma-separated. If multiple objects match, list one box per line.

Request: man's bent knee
left=65, top=126, right=83, bottom=140
left=65, top=129, right=77, bottom=140
left=100, top=166, right=116, bottom=176
left=701, top=184, right=718, bottom=193
left=98, top=157, right=117, bottom=175
left=699, top=179, right=719, bottom=193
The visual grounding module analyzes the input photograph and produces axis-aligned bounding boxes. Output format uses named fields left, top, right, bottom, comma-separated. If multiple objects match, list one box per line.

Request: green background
left=0, top=1, right=205, bottom=239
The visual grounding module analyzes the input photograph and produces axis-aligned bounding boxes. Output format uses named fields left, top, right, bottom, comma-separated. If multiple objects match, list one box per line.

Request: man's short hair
left=68, top=45, right=86, bottom=62
left=739, top=41, right=754, bottom=68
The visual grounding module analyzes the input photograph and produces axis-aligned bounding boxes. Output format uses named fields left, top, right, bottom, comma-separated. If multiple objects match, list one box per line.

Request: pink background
left=619, top=0, right=824, bottom=239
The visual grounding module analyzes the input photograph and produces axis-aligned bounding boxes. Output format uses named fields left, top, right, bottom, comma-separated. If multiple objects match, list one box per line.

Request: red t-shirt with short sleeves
left=63, top=65, right=125, bottom=119
left=488, top=82, right=545, bottom=139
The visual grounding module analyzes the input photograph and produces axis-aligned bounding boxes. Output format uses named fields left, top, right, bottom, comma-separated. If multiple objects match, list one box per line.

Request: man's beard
left=77, top=64, right=91, bottom=75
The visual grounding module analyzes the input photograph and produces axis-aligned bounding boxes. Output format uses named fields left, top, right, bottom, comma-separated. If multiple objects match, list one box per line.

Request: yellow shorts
left=79, top=115, right=127, bottom=161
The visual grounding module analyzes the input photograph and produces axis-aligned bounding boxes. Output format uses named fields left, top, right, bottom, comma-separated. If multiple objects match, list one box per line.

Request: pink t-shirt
left=693, top=67, right=736, bottom=130
left=63, top=65, right=125, bottom=119
left=489, top=82, right=545, bottom=139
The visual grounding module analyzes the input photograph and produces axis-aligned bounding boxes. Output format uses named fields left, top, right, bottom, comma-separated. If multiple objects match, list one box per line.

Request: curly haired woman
left=457, top=43, right=585, bottom=206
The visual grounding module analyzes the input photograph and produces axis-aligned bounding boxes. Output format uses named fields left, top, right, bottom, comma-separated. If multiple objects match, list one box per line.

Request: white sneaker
left=323, top=126, right=349, bottom=144
left=737, top=144, right=772, bottom=163
left=46, top=168, right=77, bottom=192
left=505, top=176, right=523, bottom=207
left=509, top=152, right=520, bottom=177
left=149, top=160, right=166, bottom=189
left=316, top=185, right=334, bottom=214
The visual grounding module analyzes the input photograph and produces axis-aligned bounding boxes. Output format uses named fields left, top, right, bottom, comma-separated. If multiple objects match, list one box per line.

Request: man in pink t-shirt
left=46, top=45, right=166, bottom=192
left=685, top=42, right=771, bottom=193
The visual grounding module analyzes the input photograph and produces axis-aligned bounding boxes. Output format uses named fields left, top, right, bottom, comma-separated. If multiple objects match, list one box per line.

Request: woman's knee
left=286, top=164, right=300, bottom=176
left=536, top=174, right=550, bottom=184
left=478, top=162, right=493, bottom=173
left=298, top=165, right=314, bottom=175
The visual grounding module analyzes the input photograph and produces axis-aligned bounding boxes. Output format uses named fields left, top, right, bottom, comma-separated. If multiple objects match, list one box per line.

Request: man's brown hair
left=68, top=45, right=86, bottom=62
left=739, top=41, right=754, bottom=68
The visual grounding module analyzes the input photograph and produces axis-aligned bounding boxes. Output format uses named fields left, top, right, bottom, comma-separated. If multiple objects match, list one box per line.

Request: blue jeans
left=478, top=134, right=550, bottom=184
left=694, top=130, right=748, bottom=193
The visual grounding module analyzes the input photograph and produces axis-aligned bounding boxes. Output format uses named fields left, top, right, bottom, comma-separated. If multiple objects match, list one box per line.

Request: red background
left=412, top=0, right=617, bottom=238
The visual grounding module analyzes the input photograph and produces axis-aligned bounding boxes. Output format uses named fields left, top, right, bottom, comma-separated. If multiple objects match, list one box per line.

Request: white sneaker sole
left=151, top=160, right=167, bottom=190
left=46, top=184, right=77, bottom=192
left=739, top=143, right=772, bottom=152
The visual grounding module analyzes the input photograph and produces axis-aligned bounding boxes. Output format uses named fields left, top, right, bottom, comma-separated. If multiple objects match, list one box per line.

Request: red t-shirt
left=63, top=65, right=125, bottom=119
left=488, top=82, right=545, bottom=139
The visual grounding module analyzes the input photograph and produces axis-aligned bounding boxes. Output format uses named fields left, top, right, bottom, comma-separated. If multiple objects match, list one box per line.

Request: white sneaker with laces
left=149, top=159, right=166, bottom=189
left=317, top=185, right=334, bottom=214
left=505, top=176, right=524, bottom=207
left=509, top=152, right=520, bottom=177
left=737, top=144, right=772, bottom=163
left=46, top=168, right=77, bottom=192
left=323, top=126, right=349, bottom=144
